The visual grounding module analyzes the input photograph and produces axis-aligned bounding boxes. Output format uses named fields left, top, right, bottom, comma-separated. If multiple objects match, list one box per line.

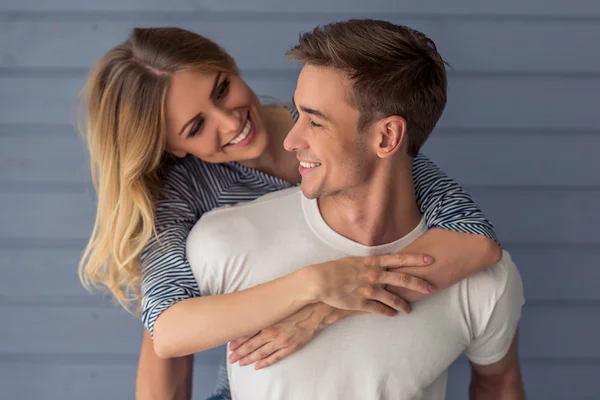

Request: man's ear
left=374, top=116, right=407, bottom=159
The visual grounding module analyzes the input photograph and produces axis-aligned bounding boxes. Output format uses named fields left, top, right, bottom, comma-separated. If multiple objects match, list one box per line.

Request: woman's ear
left=170, top=150, right=187, bottom=158
left=165, top=144, right=187, bottom=158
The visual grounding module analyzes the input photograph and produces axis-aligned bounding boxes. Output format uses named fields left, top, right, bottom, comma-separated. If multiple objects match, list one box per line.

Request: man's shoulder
left=187, top=187, right=302, bottom=250
left=201, top=186, right=302, bottom=223
left=462, top=250, right=525, bottom=333
left=465, top=250, right=522, bottom=302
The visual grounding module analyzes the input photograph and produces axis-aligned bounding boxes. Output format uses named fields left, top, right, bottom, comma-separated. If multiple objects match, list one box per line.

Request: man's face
left=284, top=65, right=376, bottom=199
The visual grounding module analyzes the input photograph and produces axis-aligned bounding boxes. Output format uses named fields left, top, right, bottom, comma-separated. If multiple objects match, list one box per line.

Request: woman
left=78, top=27, right=501, bottom=399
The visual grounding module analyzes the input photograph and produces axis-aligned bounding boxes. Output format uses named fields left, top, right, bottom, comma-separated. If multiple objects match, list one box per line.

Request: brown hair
left=287, top=19, right=447, bottom=156
left=78, top=27, right=237, bottom=310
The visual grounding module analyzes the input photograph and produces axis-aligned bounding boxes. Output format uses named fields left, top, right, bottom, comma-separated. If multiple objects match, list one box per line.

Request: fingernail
left=423, top=256, right=433, bottom=263
left=239, top=361, right=246, bottom=366
left=255, top=363, right=262, bottom=370
left=428, top=284, right=436, bottom=293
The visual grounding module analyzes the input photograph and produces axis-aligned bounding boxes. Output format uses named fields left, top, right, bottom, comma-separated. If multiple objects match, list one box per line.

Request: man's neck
left=318, top=158, right=421, bottom=247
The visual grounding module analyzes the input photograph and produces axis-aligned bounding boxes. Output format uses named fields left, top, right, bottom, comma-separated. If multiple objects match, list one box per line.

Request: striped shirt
left=140, top=104, right=497, bottom=399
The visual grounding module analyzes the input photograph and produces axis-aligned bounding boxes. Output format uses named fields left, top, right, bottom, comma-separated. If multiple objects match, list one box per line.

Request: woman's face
left=164, top=69, right=269, bottom=163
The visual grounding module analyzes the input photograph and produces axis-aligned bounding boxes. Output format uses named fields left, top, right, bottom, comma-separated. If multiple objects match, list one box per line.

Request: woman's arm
left=137, top=160, right=430, bottom=392
left=407, top=153, right=502, bottom=297
left=153, top=267, right=314, bottom=358
left=386, top=228, right=501, bottom=302
left=154, top=253, right=434, bottom=358
left=227, top=154, right=502, bottom=369
left=136, top=161, right=207, bottom=399
left=136, top=330, right=193, bottom=400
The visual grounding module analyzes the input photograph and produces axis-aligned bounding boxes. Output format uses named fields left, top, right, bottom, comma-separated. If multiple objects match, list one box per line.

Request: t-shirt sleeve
left=140, top=161, right=206, bottom=337
left=186, top=215, right=222, bottom=298
left=464, top=253, right=525, bottom=365
left=412, top=153, right=499, bottom=243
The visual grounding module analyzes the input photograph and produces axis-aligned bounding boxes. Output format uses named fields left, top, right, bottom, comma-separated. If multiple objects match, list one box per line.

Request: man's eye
left=309, top=119, right=322, bottom=128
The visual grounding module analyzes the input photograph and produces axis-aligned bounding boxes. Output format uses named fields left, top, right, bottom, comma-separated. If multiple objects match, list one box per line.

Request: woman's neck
left=239, top=105, right=301, bottom=184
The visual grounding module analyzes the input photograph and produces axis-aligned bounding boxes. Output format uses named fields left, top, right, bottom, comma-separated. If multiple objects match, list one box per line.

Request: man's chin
left=300, top=182, right=319, bottom=200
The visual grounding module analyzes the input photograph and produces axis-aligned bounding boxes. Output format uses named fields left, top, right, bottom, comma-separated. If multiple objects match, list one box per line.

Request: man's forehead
left=298, top=65, right=346, bottom=86
left=295, top=65, right=351, bottom=109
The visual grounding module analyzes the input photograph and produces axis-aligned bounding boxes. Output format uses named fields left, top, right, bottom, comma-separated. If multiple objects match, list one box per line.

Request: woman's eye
left=188, top=118, right=204, bottom=138
left=217, top=79, right=230, bottom=99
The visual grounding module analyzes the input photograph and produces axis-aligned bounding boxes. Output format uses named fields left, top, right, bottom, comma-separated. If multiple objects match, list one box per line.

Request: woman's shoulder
left=158, top=156, right=237, bottom=196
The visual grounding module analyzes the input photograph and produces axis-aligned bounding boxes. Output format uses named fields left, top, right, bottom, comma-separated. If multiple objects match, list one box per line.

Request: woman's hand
left=308, top=252, right=436, bottom=316
left=228, top=303, right=361, bottom=370
left=226, top=252, right=436, bottom=370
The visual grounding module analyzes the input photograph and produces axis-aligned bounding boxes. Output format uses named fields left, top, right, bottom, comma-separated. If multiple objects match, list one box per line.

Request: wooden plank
left=1, top=75, right=599, bottom=129
left=441, top=75, right=600, bottom=130
left=0, top=359, right=220, bottom=400
left=0, top=249, right=90, bottom=301
left=1, top=188, right=598, bottom=243
left=2, top=245, right=599, bottom=303
left=0, top=0, right=598, bottom=17
left=1, top=305, right=599, bottom=359
left=448, top=360, right=600, bottom=400
left=422, top=132, right=600, bottom=187
left=2, top=19, right=600, bottom=73
left=0, top=126, right=89, bottom=184
left=0, top=305, right=228, bottom=360
left=0, top=191, right=95, bottom=240
left=0, top=76, right=83, bottom=125
left=509, top=245, right=600, bottom=302
left=470, top=188, right=600, bottom=244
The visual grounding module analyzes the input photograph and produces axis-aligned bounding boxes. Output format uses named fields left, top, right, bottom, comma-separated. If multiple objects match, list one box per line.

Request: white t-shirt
left=187, top=187, right=525, bottom=400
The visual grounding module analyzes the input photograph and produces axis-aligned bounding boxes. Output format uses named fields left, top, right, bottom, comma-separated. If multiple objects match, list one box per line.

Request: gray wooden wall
left=1, top=1, right=599, bottom=399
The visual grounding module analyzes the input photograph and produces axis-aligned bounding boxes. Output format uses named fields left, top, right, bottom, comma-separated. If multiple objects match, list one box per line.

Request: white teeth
left=229, top=120, right=251, bottom=145
left=300, top=161, right=321, bottom=168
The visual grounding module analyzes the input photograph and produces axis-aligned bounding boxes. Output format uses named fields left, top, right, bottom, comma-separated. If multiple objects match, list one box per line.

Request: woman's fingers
left=372, top=253, right=434, bottom=269
left=255, top=347, right=300, bottom=370
left=361, top=299, right=399, bottom=316
left=238, top=341, right=276, bottom=367
left=229, top=333, right=257, bottom=351
left=229, top=332, right=266, bottom=364
left=370, top=287, right=412, bottom=314
left=315, top=252, right=435, bottom=313
left=378, top=270, right=435, bottom=294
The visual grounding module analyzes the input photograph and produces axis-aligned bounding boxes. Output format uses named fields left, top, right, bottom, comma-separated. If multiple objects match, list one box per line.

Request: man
left=187, top=19, right=525, bottom=399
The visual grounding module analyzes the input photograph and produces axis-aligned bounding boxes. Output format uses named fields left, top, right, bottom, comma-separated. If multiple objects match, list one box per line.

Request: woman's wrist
left=323, top=306, right=363, bottom=326
left=298, top=263, right=327, bottom=304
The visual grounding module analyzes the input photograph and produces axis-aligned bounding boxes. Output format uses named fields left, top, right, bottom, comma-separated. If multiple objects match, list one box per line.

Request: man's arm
left=469, top=333, right=525, bottom=400
left=136, top=329, right=193, bottom=400
left=464, top=254, right=526, bottom=399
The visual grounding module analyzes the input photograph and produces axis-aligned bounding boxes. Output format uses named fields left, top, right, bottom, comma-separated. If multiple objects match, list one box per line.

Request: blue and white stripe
left=140, top=104, right=497, bottom=400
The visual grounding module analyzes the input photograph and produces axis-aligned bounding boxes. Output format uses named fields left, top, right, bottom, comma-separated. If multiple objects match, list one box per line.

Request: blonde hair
left=78, top=27, right=238, bottom=311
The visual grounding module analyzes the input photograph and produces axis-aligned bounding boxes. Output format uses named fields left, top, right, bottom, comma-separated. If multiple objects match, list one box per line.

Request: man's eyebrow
left=178, top=72, right=223, bottom=137
left=299, top=105, right=330, bottom=122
